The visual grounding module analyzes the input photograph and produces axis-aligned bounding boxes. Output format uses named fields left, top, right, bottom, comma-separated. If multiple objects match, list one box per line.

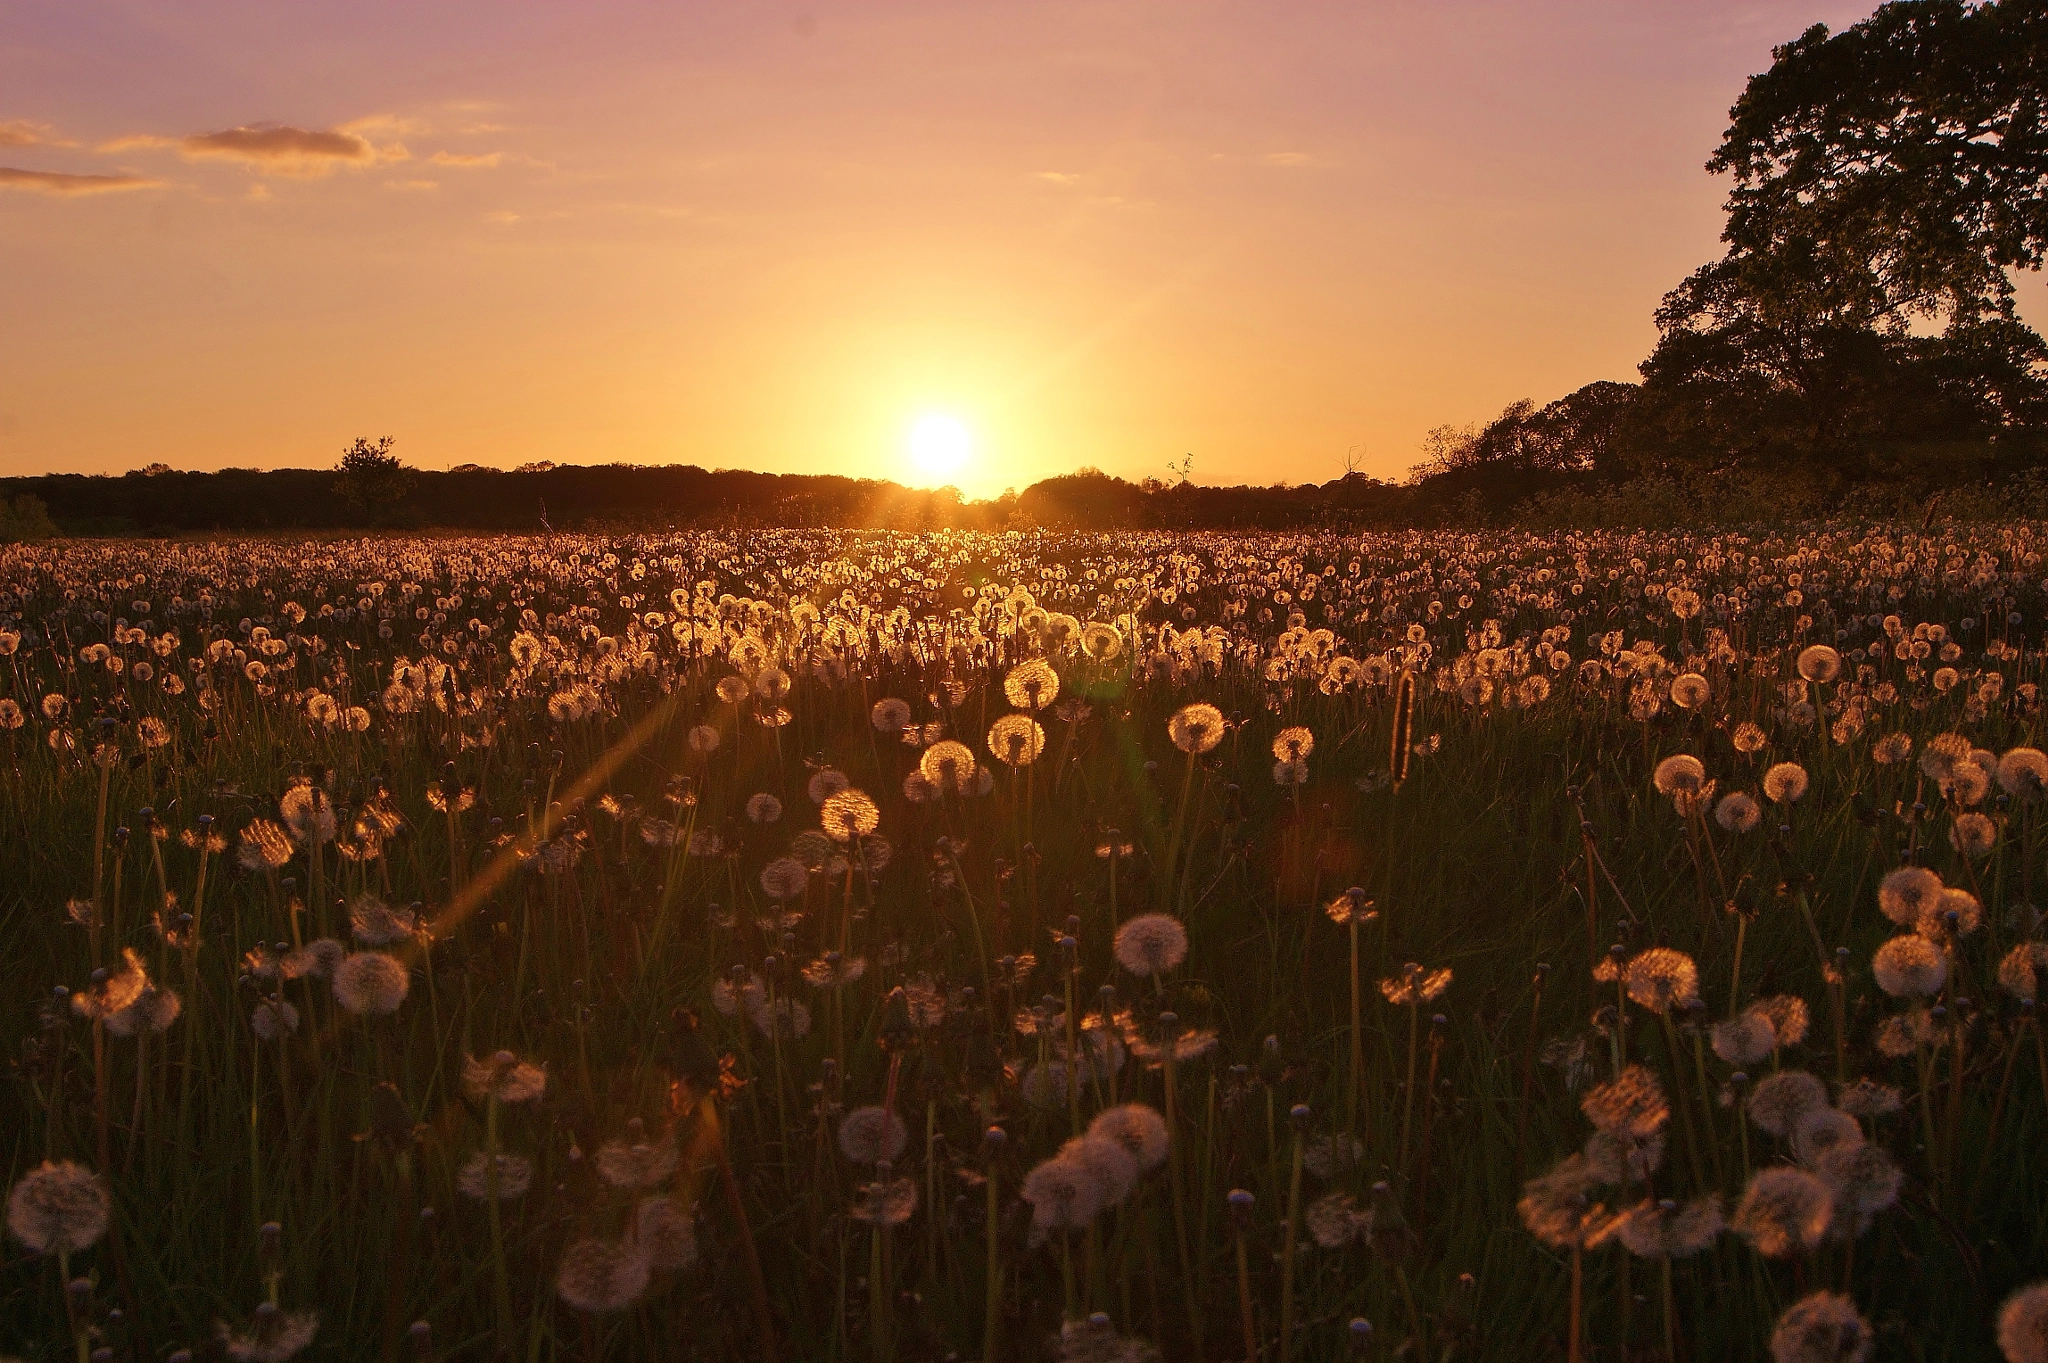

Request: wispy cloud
left=430, top=151, right=502, bottom=168
left=385, top=179, right=439, bottom=191
left=0, top=120, right=73, bottom=149
left=1035, top=171, right=1081, bottom=185
left=0, top=166, right=161, bottom=195
left=1264, top=151, right=1313, bottom=167
left=103, top=117, right=411, bottom=176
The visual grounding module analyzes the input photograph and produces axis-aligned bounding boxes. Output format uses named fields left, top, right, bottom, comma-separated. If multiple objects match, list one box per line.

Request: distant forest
left=5, top=0, right=2044, bottom=537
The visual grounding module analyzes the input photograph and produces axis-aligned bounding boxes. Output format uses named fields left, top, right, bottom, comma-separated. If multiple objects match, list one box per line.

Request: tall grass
left=0, top=525, right=2044, bottom=1361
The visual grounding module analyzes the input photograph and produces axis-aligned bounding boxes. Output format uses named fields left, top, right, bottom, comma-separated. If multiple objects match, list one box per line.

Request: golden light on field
left=905, top=412, right=975, bottom=488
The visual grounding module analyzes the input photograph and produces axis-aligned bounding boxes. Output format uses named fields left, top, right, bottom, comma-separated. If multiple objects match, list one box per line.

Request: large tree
left=1714, top=0, right=2048, bottom=327
left=1639, top=0, right=2048, bottom=474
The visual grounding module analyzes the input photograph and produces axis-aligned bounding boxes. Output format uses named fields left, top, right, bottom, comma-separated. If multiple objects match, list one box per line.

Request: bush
left=0, top=494, right=59, bottom=543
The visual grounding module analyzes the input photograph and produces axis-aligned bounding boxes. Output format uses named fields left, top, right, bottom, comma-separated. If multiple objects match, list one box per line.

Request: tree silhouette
left=334, top=437, right=415, bottom=520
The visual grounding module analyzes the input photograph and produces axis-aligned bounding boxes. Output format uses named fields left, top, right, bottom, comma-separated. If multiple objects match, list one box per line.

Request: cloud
left=105, top=119, right=411, bottom=176
left=0, top=120, right=73, bottom=148
left=385, top=179, right=439, bottom=191
left=0, top=166, right=162, bottom=195
left=181, top=125, right=379, bottom=173
left=1264, top=151, right=1313, bottom=167
left=1035, top=171, right=1081, bottom=185
left=430, top=151, right=502, bottom=168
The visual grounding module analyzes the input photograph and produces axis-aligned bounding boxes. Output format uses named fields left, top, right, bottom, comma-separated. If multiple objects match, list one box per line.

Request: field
left=3, top=526, right=2047, bottom=1363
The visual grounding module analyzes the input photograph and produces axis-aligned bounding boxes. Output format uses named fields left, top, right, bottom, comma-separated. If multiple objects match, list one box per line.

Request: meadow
left=2, top=525, right=2046, bottom=1363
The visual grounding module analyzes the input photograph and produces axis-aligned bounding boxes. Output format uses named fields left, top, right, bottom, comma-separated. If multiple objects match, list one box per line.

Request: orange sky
left=1, top=0, right=1920, bottom=499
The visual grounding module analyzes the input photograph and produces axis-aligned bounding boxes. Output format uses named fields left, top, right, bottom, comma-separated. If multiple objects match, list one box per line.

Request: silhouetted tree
left=0, top=494, right=58, bottom=543
left=1714, top=0, right=2048, bottom=328
left=1624, top=0, right=2048, bottom=480
left=335, top=437, right=415, bottom=519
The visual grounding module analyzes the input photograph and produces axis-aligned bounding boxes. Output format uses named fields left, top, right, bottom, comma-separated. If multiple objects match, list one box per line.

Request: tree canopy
left=1415, top=0, right=2048, bottom=515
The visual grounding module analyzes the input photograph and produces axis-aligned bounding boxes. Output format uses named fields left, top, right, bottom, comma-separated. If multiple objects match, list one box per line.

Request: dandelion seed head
left=1580, top=1065, right=1669, bottom=1138
left=1763, top=762, right=1809, bottom=804
left=1795, top=645, right=1843, bottom=684
left=1167, top=702, right=1225, bottom=755
left=1768, top=1291, right=1871, bottom=1363
left=238, top=819, right=295, bottom=872
left=250, top=999, right=299, bottom=1041
left=760, top=856, right=810, bottom=901
left=1669, top=673, right=1711, bottom=710
left=1997, top=748, right=2048, bottom=802
left=870, top=698, right=913, bottom=733
left=1061, top=1134, right=1139, bottom=1206
left=456, top=1152, right=532, bottom=1201
left=1998, top=943, right=2048, bottom=1002
left=1003, top=659, right=1060, bottom=711
left=1950, top=812, right=1997, bottom=859
left=1877, top=866, right=1944, bottom=926
left=1305, top=1192, right=1372, bottom=1249
left=348, top=894, right=417, bottom=947
left=6, top=1160, right=109, bottom=1254
left=1112, top=914, right=1188, bottom=977
left=987, top=713, right=1047, bottom=766
left=106, top=982, right=182, bottom=1038
left=918, top=739, right=978, bottom=791
left=1517, top=1154, right=1610, bottom=1249
left=1584, top=1128, right=1666, bottom=1185
left=1733, top=1167, right=1833, bottom=1257
left=1814, top=1141, right=1900, bottom=1238
left=1086, top=1103, right=1171, bottom=1171
left=1020, top=1151, right=1108, bottom=1241
left=1833, top=1078, right=1902, bottom=1118
left=806, top=767, right=851, bottom=804
left=1871, top=935, right=1946, bottom=997
left=221, top=1304, right=320, bottom=1363
left=837, top=1106, right=908, bottom=1166
left=554, top=1237, right=651, bottom=1313
left=1997, top=1282, right=2048, bottom=1363
left=634, top=1195, right=697, bottom=1273
left=1716, top=791, right=1763, bottom=832
left=1789, top=1108, right=1863, bottom=1167
left=1271, top=726, right=1315, bottom=762
left=849, top=1175, right=919, bottom=1227
left=595, top=1129, right=680, bottom=1190
left=1750, top=995, right=1811, bottom=1049
left=1711, top=1013, right=1776, bottom=1067
left=816, top=788, right=881, bottom=843
left=1747, top=1070, right=1829, bottom=1137
left=331, top=951, right=409, bottom=1015
left=1612, top=1195, right=1724, bottom=1258
left=1623, top=948, right=1699, bottom=1014
left=1652, top=754, right=1706, bottom=797
left=461, top=1052, right=546, bottom=1105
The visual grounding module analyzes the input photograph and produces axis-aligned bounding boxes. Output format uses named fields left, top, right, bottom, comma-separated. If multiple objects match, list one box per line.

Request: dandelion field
left=3, top=526, right=2048, bottom=1363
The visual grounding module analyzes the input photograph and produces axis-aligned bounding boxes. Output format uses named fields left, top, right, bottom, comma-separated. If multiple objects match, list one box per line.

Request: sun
left=906, top=412, right=974, bottom=483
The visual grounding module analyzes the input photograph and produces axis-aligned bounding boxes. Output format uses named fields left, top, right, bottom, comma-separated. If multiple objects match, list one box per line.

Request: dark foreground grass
left=0, top=528, right=2044, bottom=1362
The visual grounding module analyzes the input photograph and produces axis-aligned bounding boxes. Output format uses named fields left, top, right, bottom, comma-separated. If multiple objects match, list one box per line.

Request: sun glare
left=906, top=412, right=974, bottom=484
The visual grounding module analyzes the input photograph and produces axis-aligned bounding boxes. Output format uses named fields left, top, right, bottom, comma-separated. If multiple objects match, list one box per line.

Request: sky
left=0, top=0, right=1907, bottom=499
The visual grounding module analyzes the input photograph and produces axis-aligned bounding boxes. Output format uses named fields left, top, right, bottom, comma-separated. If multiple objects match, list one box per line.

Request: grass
left=0, top=525, right=2044, bottom=1361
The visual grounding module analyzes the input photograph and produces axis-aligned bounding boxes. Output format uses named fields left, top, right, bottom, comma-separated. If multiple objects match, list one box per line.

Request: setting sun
left=906, top=412, right=975, bottom=486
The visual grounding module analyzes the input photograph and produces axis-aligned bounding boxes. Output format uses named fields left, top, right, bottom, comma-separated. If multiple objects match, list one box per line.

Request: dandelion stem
left=1278, top=1126, right=1303, bottom=1363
